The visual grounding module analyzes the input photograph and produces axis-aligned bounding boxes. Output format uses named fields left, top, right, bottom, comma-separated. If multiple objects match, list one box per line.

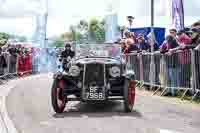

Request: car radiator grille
left=84, top=64, right=104, bottom=87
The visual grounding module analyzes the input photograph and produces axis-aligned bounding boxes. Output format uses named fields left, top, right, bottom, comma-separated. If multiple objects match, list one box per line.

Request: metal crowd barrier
left=126, top=49, right=200, bottom=100
left=0, top=48, right=60, bottom=85
left=0, top=52, right=33, bottom=85
left=192, top=50, right=200, bottom=100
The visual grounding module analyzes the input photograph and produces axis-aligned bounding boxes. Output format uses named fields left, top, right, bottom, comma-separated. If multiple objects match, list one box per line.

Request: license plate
left=85, top=86, right=105, bottom=100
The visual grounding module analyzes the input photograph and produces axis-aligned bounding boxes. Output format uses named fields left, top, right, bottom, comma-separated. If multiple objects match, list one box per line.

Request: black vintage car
left=51, top=43, right=136, bottom=113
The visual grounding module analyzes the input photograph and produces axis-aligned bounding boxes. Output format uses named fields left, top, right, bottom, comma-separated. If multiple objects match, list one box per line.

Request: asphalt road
left=5, top=74, right=200, bottom=133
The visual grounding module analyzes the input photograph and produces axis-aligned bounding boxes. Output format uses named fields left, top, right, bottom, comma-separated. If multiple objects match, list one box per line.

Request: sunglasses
left=170, top=31, right=176, bottom=34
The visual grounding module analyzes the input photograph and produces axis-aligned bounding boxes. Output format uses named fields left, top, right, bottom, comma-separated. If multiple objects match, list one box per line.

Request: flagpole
left=44, top=0, right=48, bottom=48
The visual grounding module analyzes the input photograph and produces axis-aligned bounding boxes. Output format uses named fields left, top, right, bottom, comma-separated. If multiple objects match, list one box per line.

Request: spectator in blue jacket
left=136, top=34, right=150, bottom=51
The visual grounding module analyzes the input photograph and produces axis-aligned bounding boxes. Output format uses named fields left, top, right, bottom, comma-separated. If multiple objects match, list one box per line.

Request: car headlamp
left=69, top=65, right=80, bottom=77
left=109, top=66, right=120, bottom=78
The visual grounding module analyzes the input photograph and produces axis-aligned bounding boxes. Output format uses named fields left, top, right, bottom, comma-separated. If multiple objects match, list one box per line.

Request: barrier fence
left=0, top=48, right=59, bottom=85
left=126, top=49, right=200, bottom=100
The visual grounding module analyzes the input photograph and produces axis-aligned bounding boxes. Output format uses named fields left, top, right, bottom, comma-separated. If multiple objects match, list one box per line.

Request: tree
left=18, top=36, right=27, bottom=42
left=88, top=18, right=105, bottom=43
left=58, top=17, right=105, bottom=45
left=78, top=20, right=88, bottom=32
left=0, top=32, right=10, bottom=46
left=52, top=38, right=65, bottom=48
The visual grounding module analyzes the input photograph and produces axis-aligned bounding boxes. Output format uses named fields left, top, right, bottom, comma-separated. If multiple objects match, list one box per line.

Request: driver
left=59, top=43, right=75, bottom=71
left=60, top=43, right=75, bottom=59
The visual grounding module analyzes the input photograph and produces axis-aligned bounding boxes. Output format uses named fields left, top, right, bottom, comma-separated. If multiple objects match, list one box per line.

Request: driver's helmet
left=65, top=43, right=71, bottom=50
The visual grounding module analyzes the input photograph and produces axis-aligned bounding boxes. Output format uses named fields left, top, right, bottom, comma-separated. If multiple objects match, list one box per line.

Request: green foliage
left=52, top=38, right=65, bottom=48
left=95, top=26, right=105, bottom=43
left=88, top=18, right=105, bottom=43
left=0, top=32, right=10, bottom=40
left=18, top=36, right=27, bottom=42
left=59, top=17, right=105, bottom=44
left=0, top=32, right=10, bottom=46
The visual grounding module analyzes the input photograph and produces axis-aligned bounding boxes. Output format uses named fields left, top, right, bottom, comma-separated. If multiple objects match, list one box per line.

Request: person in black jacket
left=60, top=43, right=75, bottom=59
left=0, top=47, right=7, bottom=76
left=59, top=43, right=75, bottom=71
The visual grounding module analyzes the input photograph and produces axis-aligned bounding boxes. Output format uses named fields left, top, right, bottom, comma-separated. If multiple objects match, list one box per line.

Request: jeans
left=166, top=66, right=180, bottom=96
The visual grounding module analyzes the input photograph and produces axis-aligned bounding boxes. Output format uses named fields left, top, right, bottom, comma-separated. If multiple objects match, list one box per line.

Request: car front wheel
left=51, top=79, right=66, bottom=113
left=123, top=79, right=136, bottom=112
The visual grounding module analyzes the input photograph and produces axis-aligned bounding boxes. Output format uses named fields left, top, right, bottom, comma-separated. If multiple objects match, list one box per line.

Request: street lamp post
left=44, top=12, right=48, bottom=48
left=150, top=0, right=155, bottom=53
left=150, top=0, right=155, bottom=89
left=43, top=0, right=48, bottom=48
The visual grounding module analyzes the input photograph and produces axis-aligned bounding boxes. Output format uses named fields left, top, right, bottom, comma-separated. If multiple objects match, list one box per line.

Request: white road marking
left=160, top=129, right=181, bottom=133
left=0, top=84, right=18, bottom=133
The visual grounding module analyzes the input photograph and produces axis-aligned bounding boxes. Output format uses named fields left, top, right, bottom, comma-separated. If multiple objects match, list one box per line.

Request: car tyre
left=123, top=79, right=136, bottom=112
left=51, top=79, right=66, bottom=113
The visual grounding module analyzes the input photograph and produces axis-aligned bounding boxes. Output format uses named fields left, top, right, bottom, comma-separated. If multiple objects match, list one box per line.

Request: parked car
left=51, top=43, right=136, bottom=113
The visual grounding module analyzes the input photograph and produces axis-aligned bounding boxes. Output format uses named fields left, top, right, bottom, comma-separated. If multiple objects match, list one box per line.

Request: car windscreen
left=75, top=44, right=121, bottom=59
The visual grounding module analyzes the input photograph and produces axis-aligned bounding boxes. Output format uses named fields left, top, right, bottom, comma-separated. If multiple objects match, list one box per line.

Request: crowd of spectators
left=118, top=22, right=200, bottom=54
left=0, top=44, right=33, bottom=77
left=117, top=20, right=200, bottom=96
left=0, top=44, right=62, bottom=78
left=119, top=32, right=159, bottom=54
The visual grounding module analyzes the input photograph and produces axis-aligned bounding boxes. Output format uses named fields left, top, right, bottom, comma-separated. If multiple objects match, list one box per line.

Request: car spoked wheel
left=124, top=79, right=136, bottom=112
left=51, top=80, right=66, bottom=113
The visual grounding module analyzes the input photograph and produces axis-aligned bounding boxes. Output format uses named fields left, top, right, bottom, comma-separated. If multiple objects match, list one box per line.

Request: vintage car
left=51, top=43, right=136, bottom=113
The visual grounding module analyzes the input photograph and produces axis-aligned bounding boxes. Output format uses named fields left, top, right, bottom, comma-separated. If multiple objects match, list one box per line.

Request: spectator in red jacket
left=176, top=30, right=192, bottom=88
left=24, top=49, right=32, bottom=76
left=17, top=50, right=25, bottom=77
left=176, top=30, right=192, bottom=46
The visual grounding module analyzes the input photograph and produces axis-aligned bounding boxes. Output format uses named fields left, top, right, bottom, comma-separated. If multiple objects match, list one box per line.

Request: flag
left=172, top=0, right=184, bottom=31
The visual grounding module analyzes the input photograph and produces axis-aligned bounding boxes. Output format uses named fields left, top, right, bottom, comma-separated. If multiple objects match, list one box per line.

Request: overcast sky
left=0, top=0, right=199, bottom=38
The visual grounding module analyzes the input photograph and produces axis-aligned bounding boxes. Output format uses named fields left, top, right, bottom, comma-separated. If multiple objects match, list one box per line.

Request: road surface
left=5, top=74, right=200, bottom=133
